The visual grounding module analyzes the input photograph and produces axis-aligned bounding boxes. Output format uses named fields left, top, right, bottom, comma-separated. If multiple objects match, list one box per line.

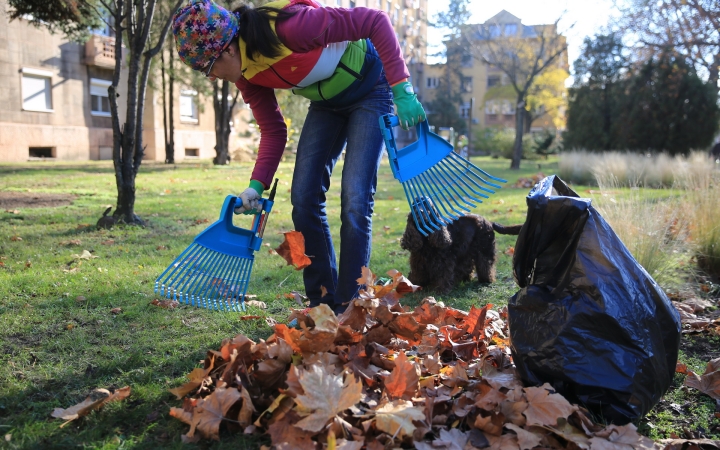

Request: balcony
left=85, top=35, right=116, bottom=69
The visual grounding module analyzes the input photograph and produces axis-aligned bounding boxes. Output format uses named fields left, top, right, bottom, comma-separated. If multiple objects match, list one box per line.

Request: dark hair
left=234, top=5, right=297, bottom=61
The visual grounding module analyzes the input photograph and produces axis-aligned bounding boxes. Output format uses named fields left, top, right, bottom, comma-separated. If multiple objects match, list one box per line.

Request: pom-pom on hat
left=172, top=0, right=239, bottom=72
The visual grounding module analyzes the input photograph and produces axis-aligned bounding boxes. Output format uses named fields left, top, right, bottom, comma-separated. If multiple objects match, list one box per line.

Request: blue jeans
left=291, top=75, right=393, bottom=313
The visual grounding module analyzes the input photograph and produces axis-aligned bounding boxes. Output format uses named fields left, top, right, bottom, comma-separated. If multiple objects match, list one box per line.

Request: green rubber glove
left=235, top=180, right=265, bottom=215
left=391, top=81, right=427, bottom=130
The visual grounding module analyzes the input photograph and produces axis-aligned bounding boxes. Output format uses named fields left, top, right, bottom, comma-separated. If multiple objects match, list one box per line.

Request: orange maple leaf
left=275, top=231, right=312, bottom=270
left=384, top=352, right=420, bottom=400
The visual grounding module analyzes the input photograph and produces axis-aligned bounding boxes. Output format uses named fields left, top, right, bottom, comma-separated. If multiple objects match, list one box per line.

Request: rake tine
left=178, top=248, right=216, bottom=306
left=401, top=183, right=433, bottom=235
left=200, top=251, right=227, bottom=309
left=236, top=259, right=253, bottom=311
left=411, top=174, right=455, bottom=224
left=227, top=258, right=249, bottom=311
left=429, top=163, right=485, bottom=205
left=222, top=256, right=246, bottom=311
left=441, top=157, right=499, bottom=195
left=437, top=158, right=492, bottom=200
left=216, top=254, right=241, bottom=310
left=424, top=166, right=478, bottom=211
left=161, top=244, right=203, bottom=298
left=405, top=181, right=440, bottom=235
left=155, top=243, right=195, bottom=296
left=448, top=155, right=505, bottom=190
left=172, top=246, right=208, bottom=303
left=410, top=177, right=455, bottom=231
left=450, top=152, right=507, bottom=185
left=418, top=171, right=469, bottom=219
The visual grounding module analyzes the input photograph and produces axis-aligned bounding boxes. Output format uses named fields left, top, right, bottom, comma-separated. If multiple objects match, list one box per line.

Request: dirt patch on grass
left=0, top=191, right=76, bottom=209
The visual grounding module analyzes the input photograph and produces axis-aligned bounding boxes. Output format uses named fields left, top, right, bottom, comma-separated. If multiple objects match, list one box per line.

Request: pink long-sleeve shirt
left=235, top=5, right=409, bottom=188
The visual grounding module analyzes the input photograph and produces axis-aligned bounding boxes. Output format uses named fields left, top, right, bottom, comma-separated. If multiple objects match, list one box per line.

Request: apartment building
left=0, top=0, right=426, bottom=163
left=422, top=10, right=569, bottom=140
left=0, top=0, right=248, bottom=163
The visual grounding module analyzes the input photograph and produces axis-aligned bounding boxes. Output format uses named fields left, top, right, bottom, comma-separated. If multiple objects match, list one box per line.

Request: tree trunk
left=161, top=50, right=172, bottom=163
left=510, top=96, right=525, bottom=170
left=213, top=80, right=236, bottom=165
left=168, top=47, right=175, bottom=162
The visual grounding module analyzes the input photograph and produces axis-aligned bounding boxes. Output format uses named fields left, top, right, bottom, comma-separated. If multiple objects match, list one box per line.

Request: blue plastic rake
left=154, top=179, right=278, bottom=311
left=379, top=114, right=507, bottom=236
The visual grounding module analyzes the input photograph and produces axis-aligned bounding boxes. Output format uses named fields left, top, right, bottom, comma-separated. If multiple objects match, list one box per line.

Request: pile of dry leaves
left=167, top=267, right=700, bottom=449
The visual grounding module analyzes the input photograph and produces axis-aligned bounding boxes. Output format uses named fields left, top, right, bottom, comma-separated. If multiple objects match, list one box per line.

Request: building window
left=487, top=76, right=501, bottom=87
left=185, top=148, right=199, bottom=158
left=461, top=76, right=473, bottom=92
left=426, top=77, right=439, bottom=88
left=488, top=25, right=501, bottom=38
left=504, top=23, right=518, bottom=36
left=90, top=78, right=112, bottom=117
left=349, top=0, right=355, bottom=7
left=180, top=90, right=198, bottom=123
left=29, top=147, right=55, bottom=159
left=21, top=68, right=53, bottom=112
left=336, top=0, right=341, bottom=5
left=460, top=102, right=471, bottom=119
left=502, top=100, right=515, bottom=115
left=485, top=100, right=499, bottom=115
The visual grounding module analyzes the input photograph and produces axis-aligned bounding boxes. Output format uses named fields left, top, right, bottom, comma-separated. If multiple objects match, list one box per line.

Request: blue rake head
left=154, top=195, right=274, bottom=311
left=379, top=114, right=507, bottom=236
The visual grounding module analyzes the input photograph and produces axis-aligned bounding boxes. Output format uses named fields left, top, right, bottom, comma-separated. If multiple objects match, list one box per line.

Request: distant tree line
left=564, top=0, right=720, bottom=155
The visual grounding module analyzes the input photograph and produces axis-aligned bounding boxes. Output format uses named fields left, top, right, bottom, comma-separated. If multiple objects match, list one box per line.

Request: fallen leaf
left=72, top=250, right=98, bottom=260
left=11, top=236, right=22, bottom=241
left=275, top=231, right=312, bottom=270
left=372, top=400, right=425, bottom=438
left=150, top=299, right=179, bottom=309
left=110, top=307, right=122, bottom=315
left=384, top=352, right=420, bottom=400
left=245, top=300, right=267, bottom=309
left=169, top=368, right=207, bottom=399
left=523, top=384, right=578, bottom=427
left=186, top=386, right=241, bottom=440
left=505, top=423, right=542, bottom=450
left=240, top=315, right=263, bottom=321
left=293, top=364, right=362, bottom=432
left=51, top=387, right=130, bottom=424
left=684, top=357, right=720, bottom=400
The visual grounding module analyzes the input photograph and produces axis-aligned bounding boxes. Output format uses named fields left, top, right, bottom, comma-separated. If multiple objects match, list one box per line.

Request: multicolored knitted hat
left=172, top=0, right=239, bottom=72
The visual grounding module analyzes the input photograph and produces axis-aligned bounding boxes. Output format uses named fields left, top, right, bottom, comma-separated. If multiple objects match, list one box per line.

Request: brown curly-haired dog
left=400, top=206, right=522, bottom=293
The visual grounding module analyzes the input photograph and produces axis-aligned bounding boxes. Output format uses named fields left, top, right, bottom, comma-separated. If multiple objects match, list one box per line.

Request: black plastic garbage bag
left=508, top=175, right=681, bottom=424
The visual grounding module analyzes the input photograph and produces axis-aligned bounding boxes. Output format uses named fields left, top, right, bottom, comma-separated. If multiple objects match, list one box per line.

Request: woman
left=172, top=0, right=426, bottom=314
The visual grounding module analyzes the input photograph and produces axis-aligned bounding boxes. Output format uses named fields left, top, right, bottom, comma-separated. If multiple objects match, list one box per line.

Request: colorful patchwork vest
left=239, top=0, right=383, bottom=106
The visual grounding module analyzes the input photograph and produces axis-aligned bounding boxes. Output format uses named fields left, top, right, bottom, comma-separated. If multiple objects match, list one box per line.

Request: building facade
left=0, top=0, right=426, bottom=163
left=0, top=0, right=242, bottom=163
left=421, top=10, right=569, bottom=144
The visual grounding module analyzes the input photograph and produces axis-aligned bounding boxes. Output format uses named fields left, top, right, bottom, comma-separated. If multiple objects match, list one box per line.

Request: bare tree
left=212, top=81, right=241, bottom=165
left=106, top=0, right=182, bottom=224
left=616, top=0, right=720, bottom=92
left=467, top=19, right=569, bottom=169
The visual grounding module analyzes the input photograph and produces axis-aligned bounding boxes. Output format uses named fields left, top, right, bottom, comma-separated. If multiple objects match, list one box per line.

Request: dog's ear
left=401, top=216, right=425, bottom=251
left=428, top=226, right=452, bottom=249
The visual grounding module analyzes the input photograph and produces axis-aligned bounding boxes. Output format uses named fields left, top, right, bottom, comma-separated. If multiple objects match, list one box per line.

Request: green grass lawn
left=0, top=156, right=544, bottom=449
left=0, top=155, right=715, bottom=448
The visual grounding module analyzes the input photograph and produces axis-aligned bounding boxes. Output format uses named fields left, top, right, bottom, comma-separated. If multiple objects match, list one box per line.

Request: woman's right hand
left=234, top=180, right=265, bottom=215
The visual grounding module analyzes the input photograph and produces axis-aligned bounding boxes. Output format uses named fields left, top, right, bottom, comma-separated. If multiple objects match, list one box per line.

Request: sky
left=426, top=0, right=620, bottom=78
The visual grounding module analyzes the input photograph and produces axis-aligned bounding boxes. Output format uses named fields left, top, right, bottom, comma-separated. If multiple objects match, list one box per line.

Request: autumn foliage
left=166, top=268, right=664, bottom=448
